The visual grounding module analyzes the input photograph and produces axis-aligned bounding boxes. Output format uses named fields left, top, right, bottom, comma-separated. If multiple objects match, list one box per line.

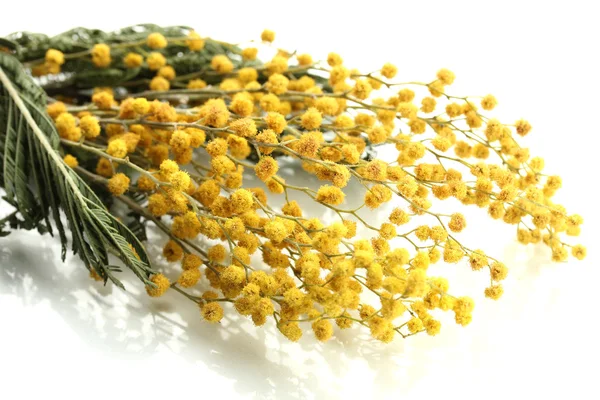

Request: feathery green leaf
left=0, top=52, right=155, bottom=288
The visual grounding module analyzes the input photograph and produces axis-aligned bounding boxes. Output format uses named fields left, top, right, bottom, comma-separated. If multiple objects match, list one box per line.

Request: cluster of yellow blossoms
left=41, top=28, right=585, bottom=343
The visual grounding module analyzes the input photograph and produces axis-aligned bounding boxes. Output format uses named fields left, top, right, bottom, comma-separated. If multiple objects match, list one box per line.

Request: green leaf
left=0, top=52, right=155, bottom=288
left=5, top=25, right=246, bottom=94
left=0, top=37, right=20, bottom=54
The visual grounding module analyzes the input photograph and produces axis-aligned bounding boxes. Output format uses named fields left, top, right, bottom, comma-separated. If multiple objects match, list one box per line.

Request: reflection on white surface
left=1, top=194, right=598, bottom=399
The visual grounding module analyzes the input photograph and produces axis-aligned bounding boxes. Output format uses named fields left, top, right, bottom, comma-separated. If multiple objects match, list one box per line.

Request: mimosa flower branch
left=0, top=24, right=585, bottom=342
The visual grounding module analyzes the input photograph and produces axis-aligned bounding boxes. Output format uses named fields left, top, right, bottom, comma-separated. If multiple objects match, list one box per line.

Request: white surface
left=1, top=1, right=599, bottom=399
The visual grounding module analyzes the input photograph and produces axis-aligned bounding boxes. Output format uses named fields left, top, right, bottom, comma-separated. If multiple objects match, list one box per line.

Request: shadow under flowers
left=0, top=227, right=417, bottom=399
left=1, top=224, right=560, bottom=399
left=0, top=159, right=577, bottom=400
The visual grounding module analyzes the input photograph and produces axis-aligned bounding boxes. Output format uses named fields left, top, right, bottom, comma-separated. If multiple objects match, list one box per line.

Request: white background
left=1, top=1, right=599, bottom=399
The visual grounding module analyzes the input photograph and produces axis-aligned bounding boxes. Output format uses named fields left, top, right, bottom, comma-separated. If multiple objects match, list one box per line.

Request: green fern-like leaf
left=0, top=52, right=155, bottom=289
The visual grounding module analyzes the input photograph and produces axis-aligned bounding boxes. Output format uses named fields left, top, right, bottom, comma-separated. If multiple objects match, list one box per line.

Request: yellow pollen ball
left=79, top=115, right=101, bottom=139
left=211, top=55, right=234, bottom=74
left=150, top=76, right=170, bottom=91
left=124, top=52, right=143, bottom=68
left=316, top=185, right=345, bottom=205
left=146, top=52, right=167, bottom=71
left=45, top=49, right=65, bottom=65
left=91, top=44, right=111, bottom=68
left=106, top=139, right=128, bottom=158
left=261, top=29, right=275, bottom=42
left=63, top=154, right=78, bottom=168
left=146, top=274, right=170, bottom=297
left=242, top=47, right=258, bottom=61
left=107, top=173, right=130, bottom=196
left=202, top=302, right=224, bottom=322
left=448, top=213, right=467, bottom=232
left=381, top=62, right=397, bottom=79
left=147, top=32, right=168, bottom=49
left=186, top=31, right=205, bottom=51
left=255, top=157, right=279, bottom=182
